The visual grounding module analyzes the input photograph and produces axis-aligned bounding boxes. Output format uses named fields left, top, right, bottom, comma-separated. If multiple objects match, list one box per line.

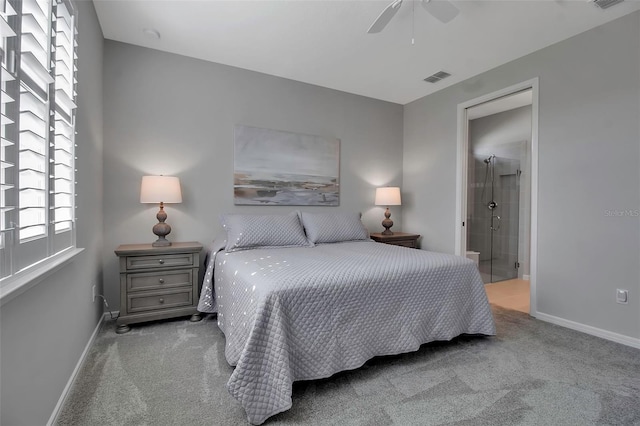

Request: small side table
left=114, top=241, right=203, bottom=334
left=370, top=232, right=420, bottom=248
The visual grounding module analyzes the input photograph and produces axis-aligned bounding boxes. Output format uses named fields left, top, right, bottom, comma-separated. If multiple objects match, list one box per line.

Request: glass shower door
left=467, top=154, right=520, bottom=284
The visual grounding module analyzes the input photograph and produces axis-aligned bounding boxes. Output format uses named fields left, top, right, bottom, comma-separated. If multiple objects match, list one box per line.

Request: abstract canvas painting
left=234, top=125, right=340, bottom=206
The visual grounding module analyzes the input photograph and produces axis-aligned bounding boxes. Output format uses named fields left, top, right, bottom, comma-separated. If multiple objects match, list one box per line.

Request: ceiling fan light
left=368, top=0, right=459, bottom=35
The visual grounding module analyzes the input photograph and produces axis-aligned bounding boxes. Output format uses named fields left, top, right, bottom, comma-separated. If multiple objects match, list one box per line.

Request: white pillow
left=300, top=212, right=369, bottom=244
left=221, top=212, right=311, bottom=252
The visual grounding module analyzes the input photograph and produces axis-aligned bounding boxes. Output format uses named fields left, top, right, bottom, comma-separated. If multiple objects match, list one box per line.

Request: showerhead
left=483, top=155, right=495, bottom=164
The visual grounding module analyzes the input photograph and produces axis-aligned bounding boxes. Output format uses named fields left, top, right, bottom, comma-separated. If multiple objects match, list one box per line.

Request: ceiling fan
left=367, top=0, right=459, bottom=34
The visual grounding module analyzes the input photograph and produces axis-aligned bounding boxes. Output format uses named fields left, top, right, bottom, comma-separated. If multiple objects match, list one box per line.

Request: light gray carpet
left=57, top=306, right=640, bottom=425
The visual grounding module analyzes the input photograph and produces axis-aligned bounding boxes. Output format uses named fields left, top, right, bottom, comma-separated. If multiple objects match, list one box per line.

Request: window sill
left=0, top=247, right=85, bottom=306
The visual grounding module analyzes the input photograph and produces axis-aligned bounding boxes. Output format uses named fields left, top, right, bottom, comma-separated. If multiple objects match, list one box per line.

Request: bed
left=197, top=212, right=495, bottom=424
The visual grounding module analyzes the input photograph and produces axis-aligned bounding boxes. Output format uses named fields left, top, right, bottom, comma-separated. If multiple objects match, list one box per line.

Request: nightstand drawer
left=128, top=270, right=193, bottom=292
left=387, top=240, right=417, bottom=248
left=369, top=232, right=420, bottom=249
left=128, top=289, right=193, bottom=313
left=126, top=253, right=194, bottom=270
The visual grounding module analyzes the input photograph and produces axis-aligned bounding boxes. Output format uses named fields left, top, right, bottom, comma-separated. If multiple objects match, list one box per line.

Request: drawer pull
left=158, top=278, right=165, bottom=284
left=159, top=298, right=165, bottom=304
left=158, top=259, right=165, bottom=265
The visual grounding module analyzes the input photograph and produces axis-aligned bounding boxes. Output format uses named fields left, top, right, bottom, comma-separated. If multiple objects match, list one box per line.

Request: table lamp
left=140, top=175, right=182, bottom=247
left=375, top=187, right=401, bottom=235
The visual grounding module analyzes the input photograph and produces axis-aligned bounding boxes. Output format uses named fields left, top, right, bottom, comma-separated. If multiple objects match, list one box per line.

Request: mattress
left=198, top=240, right=495, bottom=424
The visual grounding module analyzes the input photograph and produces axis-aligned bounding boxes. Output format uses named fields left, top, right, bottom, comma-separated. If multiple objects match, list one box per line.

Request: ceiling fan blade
left=367, top=0, right=403, bottom=34
left=421, top=0, right=459, bottom=23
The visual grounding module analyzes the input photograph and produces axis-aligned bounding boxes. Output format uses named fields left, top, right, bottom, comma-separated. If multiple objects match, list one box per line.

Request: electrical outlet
left=92, top=285, right=96, bottom=302
left=616, top=289, right=628, bottom=304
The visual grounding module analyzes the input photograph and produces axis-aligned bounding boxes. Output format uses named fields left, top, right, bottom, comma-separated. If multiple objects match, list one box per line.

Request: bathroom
left=466, top=100, right=532, bottom=286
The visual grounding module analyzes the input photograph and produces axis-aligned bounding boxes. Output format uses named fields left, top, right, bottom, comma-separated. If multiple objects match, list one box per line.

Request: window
left=0, top=0, right=78, bottom=284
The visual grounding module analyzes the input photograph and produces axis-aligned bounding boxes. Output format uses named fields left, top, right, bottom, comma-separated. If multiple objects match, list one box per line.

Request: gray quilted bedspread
left=198, top=240, right=496, bottom=424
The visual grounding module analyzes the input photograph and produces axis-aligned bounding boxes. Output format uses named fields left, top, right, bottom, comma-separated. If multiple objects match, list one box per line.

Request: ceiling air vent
left=593, top=0, right=624, bottom=9
left=424, top=71, right=451, bottom=83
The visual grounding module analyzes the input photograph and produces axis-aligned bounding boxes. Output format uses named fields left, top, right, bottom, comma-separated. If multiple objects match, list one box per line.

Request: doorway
left=468, top=152, right=522, bottom=283
left=455, top=79, right=539, bottom=315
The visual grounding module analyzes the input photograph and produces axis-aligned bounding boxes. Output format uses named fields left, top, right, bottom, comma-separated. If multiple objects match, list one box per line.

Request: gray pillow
left=300, top=212, right=369, bottom=244
left=221, top=212, right=311, bottom=252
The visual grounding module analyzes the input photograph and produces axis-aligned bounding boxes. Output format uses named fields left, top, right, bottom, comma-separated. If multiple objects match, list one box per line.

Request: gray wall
left=102, top=41, right=404, bottom=310
left=0, top=2, right=104, bottom=425
left=404, top=12, right=640, bottom=339
left=470, top=106, right=532, bottom=157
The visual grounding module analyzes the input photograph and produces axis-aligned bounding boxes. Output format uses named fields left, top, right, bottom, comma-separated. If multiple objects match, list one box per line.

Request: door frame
left=454, top=78, right=539, bottom=316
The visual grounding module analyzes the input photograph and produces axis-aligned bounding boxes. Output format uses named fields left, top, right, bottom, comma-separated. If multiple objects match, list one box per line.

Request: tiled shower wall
left=468, top=155, right=521, bottom=282
left=466, top=105, right=532, bottom=283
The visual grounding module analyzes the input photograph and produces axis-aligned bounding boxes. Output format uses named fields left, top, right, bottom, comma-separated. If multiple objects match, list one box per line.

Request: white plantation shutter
left=52, top=0, right=75, bottom=238
left=0, top=0, right=77, bottom=282
left=18, top=86, right=48, bottom=240
left=0, top=0, right=17, bottom=279
left=13, top=0, right=51, bottom=268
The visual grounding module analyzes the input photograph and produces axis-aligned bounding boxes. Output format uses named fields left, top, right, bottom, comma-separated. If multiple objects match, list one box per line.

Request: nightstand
left=114, top=241, right=203, bottom=334
left=370, top=232, right=420, bottom=248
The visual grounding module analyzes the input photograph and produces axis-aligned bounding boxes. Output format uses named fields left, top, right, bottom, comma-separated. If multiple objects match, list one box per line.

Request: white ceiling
left=93, top=0, right=640, bottom=105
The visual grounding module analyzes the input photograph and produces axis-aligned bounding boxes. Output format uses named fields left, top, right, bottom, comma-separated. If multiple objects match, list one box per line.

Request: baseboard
left=103, top=310, right=120, bottom=321
left=47, top=314, right=104, bottom=426
left=535, top=311, right=640, bottom=349
left=523, top=274, right=530, bottom=281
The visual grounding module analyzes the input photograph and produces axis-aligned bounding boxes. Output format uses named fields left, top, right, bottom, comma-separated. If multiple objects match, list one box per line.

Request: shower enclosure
left=467, top=154, right=520, bottom=284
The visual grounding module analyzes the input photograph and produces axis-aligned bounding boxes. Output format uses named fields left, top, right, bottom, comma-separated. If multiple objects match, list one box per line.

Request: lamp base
left=152, top=237, right=171, bottom=247
left=381, top=208, right=394, bottom=235
left=151, top=203, right=172, bottom=247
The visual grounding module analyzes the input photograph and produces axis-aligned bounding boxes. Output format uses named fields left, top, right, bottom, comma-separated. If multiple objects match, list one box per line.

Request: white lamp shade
left=375, top=187, right=401, bottom=206
left=140, top=175, right=183, bottom=204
